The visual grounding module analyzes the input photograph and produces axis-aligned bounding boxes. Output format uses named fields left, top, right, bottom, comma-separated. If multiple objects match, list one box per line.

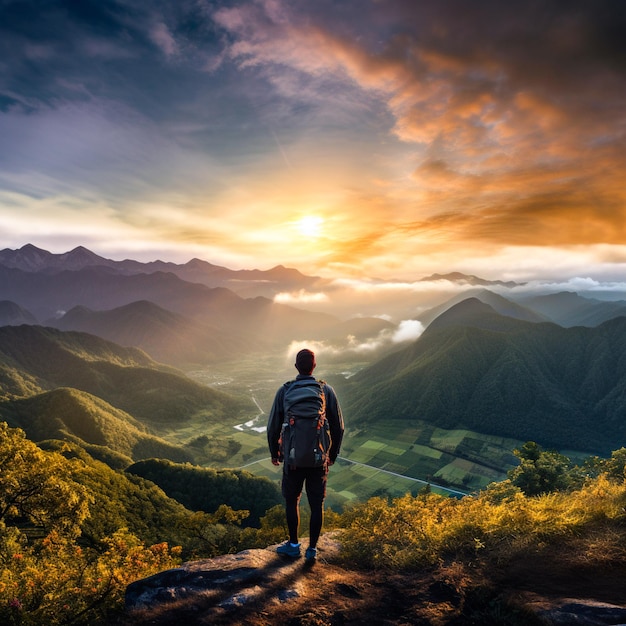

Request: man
left=267, top=348, right=344, bottom=561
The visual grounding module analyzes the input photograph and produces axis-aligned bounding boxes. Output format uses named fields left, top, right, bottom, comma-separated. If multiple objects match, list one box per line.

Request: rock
left=538, top=599, right=626, bottom=625
left=124, top=534, right=342, bottom=621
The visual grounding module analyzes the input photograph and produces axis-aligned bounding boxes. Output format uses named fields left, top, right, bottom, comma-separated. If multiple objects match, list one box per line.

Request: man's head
left=295, top=348, right=316, bottom=375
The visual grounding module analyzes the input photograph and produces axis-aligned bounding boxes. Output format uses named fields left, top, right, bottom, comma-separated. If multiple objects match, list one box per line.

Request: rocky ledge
left=124, top=534, right=348, bottom=625
left=123, top=534, right=626, bottom=626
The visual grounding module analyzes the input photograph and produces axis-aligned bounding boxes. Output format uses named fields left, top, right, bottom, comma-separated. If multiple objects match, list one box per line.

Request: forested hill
left=0, top=325, right=255, bottom=463
left=342, top=312, right=626, bottom=454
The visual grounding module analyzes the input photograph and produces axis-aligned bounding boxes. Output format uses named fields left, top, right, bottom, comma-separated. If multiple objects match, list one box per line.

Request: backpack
left=279, top=378, right=331, bottom=469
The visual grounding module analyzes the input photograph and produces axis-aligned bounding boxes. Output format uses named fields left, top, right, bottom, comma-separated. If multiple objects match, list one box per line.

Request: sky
left=1, top=0, right=626, bottom=282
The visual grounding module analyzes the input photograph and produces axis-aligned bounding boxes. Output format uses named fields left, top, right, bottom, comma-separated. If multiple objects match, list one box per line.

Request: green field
left=167, top=412, right=518, bottom=509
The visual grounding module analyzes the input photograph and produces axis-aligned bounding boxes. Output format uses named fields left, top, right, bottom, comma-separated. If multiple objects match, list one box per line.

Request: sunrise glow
left=1, top=1, right=625, bottom=281
left=296, top=216, right=324, bottom=238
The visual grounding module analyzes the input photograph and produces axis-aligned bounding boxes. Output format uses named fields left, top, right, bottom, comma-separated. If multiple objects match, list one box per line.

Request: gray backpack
left=279, top=379, right=331, bottom=468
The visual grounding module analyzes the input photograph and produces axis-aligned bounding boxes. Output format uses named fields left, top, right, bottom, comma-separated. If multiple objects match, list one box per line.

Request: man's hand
left=271, top=457, right=281, bottom=466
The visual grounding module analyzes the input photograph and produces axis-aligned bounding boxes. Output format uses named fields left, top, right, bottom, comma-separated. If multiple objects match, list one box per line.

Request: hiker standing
left=267, top=348, right=344, bottom=561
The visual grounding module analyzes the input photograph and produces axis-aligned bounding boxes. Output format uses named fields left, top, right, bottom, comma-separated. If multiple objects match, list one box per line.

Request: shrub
left=340, top=473, right=626, bottom=570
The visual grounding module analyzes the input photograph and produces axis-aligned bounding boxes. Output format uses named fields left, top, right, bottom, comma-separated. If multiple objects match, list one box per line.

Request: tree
left=0, top=422, right=90, bottom=535
left=177, top=505, right=249, bottom=557
left=0, top=423, right=181, bottom=625
left=604, top=448, right=626, bottom=481
left=508, top=441, right=572, bottom=496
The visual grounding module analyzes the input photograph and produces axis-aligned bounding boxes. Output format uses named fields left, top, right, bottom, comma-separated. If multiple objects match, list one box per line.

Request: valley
left=177, top=356, right=524, bottom=509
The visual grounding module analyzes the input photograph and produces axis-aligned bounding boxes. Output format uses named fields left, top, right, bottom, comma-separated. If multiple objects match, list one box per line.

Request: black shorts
left=282, top=465, right=328, bottom=506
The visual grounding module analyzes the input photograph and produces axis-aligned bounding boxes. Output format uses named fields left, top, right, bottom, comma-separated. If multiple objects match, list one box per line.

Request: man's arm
left=267, top=385, right=285, bottom=464
left=324, top=384, right=344, bottom=464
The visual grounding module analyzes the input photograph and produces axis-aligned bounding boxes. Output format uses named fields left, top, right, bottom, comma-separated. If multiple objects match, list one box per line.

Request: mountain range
left=3, top=243, right=626, bottom=465
left=51, top=300, right=254, bottom=366
left=518, top=291, right=626, bottom=327
left=419, top=272, right=524, bottom=288
left=0, top=243, right=323, bottom=297
left=0, top=245, right=403, bottom=365
left=341, top=298, right=626, bottom=455
left=416, top=289, right=549, bottom=327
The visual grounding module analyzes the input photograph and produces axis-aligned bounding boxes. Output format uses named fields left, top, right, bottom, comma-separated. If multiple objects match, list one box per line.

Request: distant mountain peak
left=424, top=294, right=551, bottom=334
left=0, top=243, right=111, bottom=272
left=0, top=243, right=54, bottom=271
left=184, top=258, right=226, bottom=271
left=20, top=243, right=47, bottom=253
left=427, top=297, right=507, bottom=331
left=420, top=272, right=524, bottom=288
left=60, top=246, right=111, bottom=268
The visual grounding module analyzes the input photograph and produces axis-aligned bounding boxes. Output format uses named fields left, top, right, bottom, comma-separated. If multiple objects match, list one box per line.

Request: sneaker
left=276, top=541, right=301, bottom=558
left=305, top=546, right=317, bottom=561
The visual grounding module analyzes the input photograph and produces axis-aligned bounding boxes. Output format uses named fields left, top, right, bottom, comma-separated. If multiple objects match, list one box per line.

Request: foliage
left=0, top=387, right=194, bottom=465
left=176, top=505, right=251, bottom=556
left=126, top=458, right=282, bottom=526
left=0, top=424, right=182, bottom=625
left=0, top=529, right=179, bottom=626
left=41, top=442, right=192, bottom=550
left=339, top=471, right=626, bottom=571
left=0, top=423, right=90, bottom=536
left=508, top=441, right=574, bottom=495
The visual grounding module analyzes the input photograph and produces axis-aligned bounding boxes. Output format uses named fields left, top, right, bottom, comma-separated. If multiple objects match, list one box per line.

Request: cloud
left=274, top=290, right=329, bottom=304
left=149, top=22, right=179, bottom=58
left=392, top=319, right=424, bottom=343
left=2, top=0, right=626, bottom=282
left=497, top=276, right=626, bottom=296
left=211, top=0, right=626, bottom=254
left=285, top=317, right=425, bottom=365
left=330, top=276, right=481, bottom=294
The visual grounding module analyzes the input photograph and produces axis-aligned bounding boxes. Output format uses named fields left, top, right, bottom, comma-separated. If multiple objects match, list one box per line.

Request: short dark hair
left=295, top=348, right=315, bottom=375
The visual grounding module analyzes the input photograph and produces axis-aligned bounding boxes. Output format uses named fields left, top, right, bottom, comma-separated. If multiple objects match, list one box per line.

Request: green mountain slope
left=427, top=297, right=535, bottom=332
left=520, top=291, right=626, bottom=327
left=0, top=325, right=254, bottom=430
left=0, top=387, right=193, bottom=465
left=342, top=313, right=626, bottom=454
left=418, top=289, right=548, bottom=327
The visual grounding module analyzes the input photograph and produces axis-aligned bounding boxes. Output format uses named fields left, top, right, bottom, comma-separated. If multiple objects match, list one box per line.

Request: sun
left=296, top=215, right=324, bottom=238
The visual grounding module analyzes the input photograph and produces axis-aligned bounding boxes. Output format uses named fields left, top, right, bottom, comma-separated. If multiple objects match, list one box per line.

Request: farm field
left=170, top=414, right=520, bottom=509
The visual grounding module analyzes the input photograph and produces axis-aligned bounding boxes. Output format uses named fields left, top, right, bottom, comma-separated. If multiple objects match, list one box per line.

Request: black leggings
left=282, top=466, right=328, bottom=548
